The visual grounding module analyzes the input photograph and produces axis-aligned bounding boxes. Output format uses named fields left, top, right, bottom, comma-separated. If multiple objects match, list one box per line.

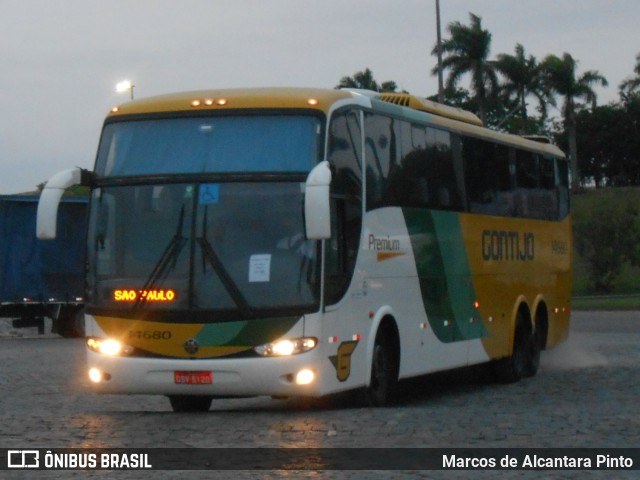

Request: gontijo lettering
left=482, top=230, right=535, bottom=261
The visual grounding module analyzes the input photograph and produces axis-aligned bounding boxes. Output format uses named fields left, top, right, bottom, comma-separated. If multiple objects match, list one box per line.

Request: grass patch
left=572, top=295, right=640, bottom=311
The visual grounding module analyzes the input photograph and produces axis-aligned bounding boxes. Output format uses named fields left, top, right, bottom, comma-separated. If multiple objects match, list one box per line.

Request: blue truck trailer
left=0, top=194, right=87, bottom=337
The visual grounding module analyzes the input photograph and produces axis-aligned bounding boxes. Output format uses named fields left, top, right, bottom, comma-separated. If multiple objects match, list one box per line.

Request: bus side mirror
left=37, top=167, right=85, bottom=239
left=304, top=161, right=332, bottom=240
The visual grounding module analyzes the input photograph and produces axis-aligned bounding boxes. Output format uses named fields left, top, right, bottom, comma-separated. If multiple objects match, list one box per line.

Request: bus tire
left=525, top=309, right=547, bottom=378
left=494, top=313, right=529, bottom=383
left=365, top=325, right=399, bottom=407
left=168, top=395, right=212, bottom=412
left=524, top=327, right=542, bottom=378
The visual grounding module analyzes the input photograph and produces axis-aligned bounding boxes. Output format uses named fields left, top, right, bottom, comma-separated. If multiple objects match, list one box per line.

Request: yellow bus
left=37, top=87, right=571, bottom=411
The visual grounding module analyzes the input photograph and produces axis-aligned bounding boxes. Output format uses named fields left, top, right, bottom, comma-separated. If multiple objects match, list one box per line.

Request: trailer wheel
left=168, top=395, right=213, bottom=412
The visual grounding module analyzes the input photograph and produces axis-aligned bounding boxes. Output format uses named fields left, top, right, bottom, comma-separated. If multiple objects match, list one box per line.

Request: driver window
left=325, top=109, right=363, bottom=305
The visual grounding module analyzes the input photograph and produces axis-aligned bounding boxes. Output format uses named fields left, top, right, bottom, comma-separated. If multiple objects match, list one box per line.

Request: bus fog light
left=88, top=368, right=111, bottom=383
left=295, top=369, right=315, bottom=385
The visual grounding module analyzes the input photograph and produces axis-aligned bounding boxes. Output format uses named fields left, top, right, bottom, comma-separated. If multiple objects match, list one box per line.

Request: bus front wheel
left=365, top=326, right=399, bottom=407
left=168, top=395, right=213, bottom=412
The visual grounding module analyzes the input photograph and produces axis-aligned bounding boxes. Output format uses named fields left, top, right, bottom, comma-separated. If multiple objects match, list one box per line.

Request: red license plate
left=174, top=371, right=213, bottom=385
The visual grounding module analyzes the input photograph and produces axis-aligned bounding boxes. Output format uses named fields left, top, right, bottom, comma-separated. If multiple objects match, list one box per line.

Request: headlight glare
left=254, top=337, right=317, bottom=356
left=87, top=337, right=134, bottom=356
left=273, top=339, right=295, bottom=356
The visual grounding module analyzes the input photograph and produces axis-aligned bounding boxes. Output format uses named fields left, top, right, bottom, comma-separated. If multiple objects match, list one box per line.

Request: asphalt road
left=0, top=311, right=638, bottom=479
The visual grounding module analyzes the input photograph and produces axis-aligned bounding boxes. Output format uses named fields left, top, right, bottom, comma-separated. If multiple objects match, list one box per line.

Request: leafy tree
left=432, top=13, right=499, bottom=124
left=495, top=44, right=553, bottom=133
left=574, top=105, right=620, bottom=188
left=541, top=53, right=608, bottom=188
left=573, top=96, right=640, bottom=187
left=427, top=85, right=473, bottom=110
left=619, top=52, right=640, bottom=101
left=336, top=68, right=398, bottom=92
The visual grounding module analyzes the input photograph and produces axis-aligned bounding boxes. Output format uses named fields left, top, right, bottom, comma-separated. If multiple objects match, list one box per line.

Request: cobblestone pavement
left=0, top=311, right=638, bottom=479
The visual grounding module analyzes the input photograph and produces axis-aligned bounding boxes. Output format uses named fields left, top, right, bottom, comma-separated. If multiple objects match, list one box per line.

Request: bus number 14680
left=129, top=330, right=172, bottom=340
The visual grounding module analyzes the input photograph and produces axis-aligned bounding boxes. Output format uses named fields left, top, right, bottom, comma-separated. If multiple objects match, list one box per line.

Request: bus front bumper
left=86, top=349, right=325, bottom=398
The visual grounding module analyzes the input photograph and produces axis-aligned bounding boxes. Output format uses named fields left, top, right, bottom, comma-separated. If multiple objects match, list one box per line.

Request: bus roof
left=372, top=92, right=565, bottom=158
left=108, top=87, right=354, bottom=117
left=108, top=87, right=565, bottom=159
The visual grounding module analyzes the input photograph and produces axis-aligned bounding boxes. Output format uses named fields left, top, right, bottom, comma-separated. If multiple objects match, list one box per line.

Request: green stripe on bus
left=403, top=208, right=487, bottom=343
left=195, top=316, right=300, bottom=347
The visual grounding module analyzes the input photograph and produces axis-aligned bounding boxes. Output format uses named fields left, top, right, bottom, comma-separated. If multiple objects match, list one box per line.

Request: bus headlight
left=254, top=337, right=317, bottom=356
left=87, top=337, right=134, bottom=356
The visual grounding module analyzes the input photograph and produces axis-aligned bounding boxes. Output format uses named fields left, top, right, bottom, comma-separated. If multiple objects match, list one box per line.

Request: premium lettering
left=368, top=234, right=401, bottom=252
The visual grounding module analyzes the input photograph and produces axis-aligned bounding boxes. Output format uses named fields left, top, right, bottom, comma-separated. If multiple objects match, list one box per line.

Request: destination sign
left=113, top=289, right=177, bottom=303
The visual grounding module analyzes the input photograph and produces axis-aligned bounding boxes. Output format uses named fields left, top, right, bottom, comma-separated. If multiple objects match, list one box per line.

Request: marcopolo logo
left=8, top=450, right=39, bottom=468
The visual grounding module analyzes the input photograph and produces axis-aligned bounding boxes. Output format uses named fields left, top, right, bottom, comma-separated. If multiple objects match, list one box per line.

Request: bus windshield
left=87, top=182, right=320, bottom=320
left=95, top=115, right=322, bottom=177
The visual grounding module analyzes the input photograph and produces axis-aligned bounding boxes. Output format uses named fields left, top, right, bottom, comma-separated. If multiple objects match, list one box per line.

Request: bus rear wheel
left=494, top=313, right=530, bottom=383
left=524, top=325, right=542, bottom=378
left=168, top=395, right=212, bottom=412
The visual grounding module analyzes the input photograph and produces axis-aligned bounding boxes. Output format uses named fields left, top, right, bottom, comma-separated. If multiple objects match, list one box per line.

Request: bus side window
left=463, top=138, right=512, bottom=216
left=557, top=159, right=570, bottom=219
left=428, top=128, right=463, bottom=211
left=540, top=156, right=559, bottom=220
left=386, top=121, right=429, bottom=208
left=514, top=150, right=539, bottom=218
left=515, top=150, right=561, bottom=220
left=365, top=113, right=400, bottom=210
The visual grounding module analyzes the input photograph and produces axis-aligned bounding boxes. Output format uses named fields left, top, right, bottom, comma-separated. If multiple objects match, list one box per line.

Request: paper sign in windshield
left=249, top=254, right=271, bottom=282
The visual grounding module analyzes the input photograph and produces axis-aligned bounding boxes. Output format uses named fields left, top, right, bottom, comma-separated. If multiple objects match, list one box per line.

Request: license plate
left=174, top=371, right=213, bottom=385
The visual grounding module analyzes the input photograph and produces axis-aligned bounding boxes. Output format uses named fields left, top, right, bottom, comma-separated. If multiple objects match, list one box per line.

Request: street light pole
left=115, top=80, right=135, bottom=100
left=435, top=0, right=444, bottom=103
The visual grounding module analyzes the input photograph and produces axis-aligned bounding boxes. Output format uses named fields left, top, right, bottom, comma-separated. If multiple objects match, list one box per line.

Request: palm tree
left=495, top=44, right=553, bottom=132
left=336, top=68, right=398, bottom=92
left=432, top=13, right=499, bottom=124
left=542, top=53, right=608, bottom=188
left=619, top=53, right=640, bottom=101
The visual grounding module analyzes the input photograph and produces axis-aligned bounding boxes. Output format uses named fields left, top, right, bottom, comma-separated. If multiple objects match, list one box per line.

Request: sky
left=0, top=0, right=638, bottom=194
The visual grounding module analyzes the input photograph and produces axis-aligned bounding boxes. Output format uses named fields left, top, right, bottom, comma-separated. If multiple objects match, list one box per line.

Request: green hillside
left=571, top=187, right=640, bottom=309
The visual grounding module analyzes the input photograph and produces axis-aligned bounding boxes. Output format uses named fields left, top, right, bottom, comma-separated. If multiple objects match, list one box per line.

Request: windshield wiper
left=134, top=206, right=186, bottom=312
left=198, top=207, right=253, bottom=318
